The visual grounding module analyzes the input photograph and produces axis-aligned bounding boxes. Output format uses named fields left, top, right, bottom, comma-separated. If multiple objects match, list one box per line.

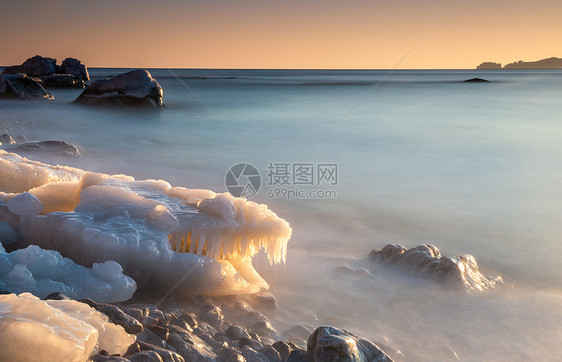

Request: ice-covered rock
left=368, top=244, right=503, bottom=292
left=0, top=244, right=136, bottom=302
left=0, top=221, right=19, bottom=245
left=0, top=151, right=292, bottom=297
left=73, top=69, right=163, bottom=107
left=0, top=293, right=136, bottom=362
left=6, top=192, right=44, bottom=216
left=0, top=73, right=54, bottom=100
left=307, top=326, right=393, bottom=362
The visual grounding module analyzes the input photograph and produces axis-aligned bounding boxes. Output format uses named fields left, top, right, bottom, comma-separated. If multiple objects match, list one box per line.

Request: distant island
left=476, top=57, right=562, bottom=70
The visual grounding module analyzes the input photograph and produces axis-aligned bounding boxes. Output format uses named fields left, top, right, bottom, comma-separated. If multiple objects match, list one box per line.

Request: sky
left=0, top=0, right=560, bottom=69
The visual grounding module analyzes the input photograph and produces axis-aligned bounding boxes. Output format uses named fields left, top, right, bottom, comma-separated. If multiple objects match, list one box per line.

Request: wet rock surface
left=0, top=73, right=54, bottom=100
left=3, top=140, right=80, bottom=157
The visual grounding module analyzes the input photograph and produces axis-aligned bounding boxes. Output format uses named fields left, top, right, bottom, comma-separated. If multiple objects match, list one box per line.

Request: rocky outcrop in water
left=0, top=73, right=54, bottom=100
left=61, top=57, right=90, bottom=81
left=73, top=69, right=163, bottom=107
left=2, top=55, right=90, bottom=88
left=476, top=57, right=562, bottom=69
left=463, top=78, right=490, bottom=83
left=368, top=244, right=503, bottom=293
left=2, top=55, right=57, bottom=77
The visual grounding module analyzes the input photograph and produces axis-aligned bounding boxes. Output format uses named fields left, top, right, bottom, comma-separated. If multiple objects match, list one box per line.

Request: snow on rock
left=0, top=244, right=136, bottom=302
left=0, top=151, right=292, bottom=297
left=368, top=244, right=503, bottom=293
left=6, top=192, right=44, bottom=216
left=0, top=293, right=136, bottom=362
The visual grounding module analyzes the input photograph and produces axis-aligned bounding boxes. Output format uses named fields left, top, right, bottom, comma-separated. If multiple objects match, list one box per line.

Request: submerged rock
left=463, top=78, right=490, bottom=83
left=4, top=140, right=80, bottom=157
left=61, top=57, right=90, bottom=81
left=73, top=69, right=163, bottom=107
left=0, top=73, right=54, bottom=100
left=42, top=74, right=85, bottom=88
left=368, top=244, right=503, bottom=292
left=307, top=326, right=393, bottom=362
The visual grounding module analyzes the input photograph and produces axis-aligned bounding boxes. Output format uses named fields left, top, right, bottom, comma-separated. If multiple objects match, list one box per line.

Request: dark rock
left=193, top=322, right=217, bottom=338
left=123, top=307, right=145, bottom=322
left=476, top=62, right=502, bottom=70
left=0, top=74, right=54, bottom=100
left=127, top=351, right=164, bottom=362
left=200, top=304, right=225, bottom=329
left=78, top=298, right=98, bottom=307
left=73, top=69, right=163, bottom=107
left=239, top=337, right=263, bottom=352
left=147, top=325, right=169, bottom=341
left=137, top=341, right=185, bottom=362
left=61, top=57, right=90, bottom=81
left=225, top=353, right=246, bottom=362
left=250, top=320, right=277, bottom=339
left=90, top=303, right=144, bottom=334
left=217, top=347, right=240, bottom=361
left=286, top=350, right=308, bottom=362
left=137, top=329, right=166, bottom=348
left=273, top=341, right=292, bottom=361
left=262, top=346, right=281, bottom=362
left=91, top=355, right=130, bottom=362
left=42, top=74, right=85, bottom=88
left=4, top=140, right=80, bottom=157
left=307, top=326, right=392, bottom=362
left=166, top=330, right=217, bottom=362
left=225, top=325, right=251, bottom=341
left=180, top=312, right=198, bottom=329
left=43, top=292, right=71, bottom=300
left=168, top=324, right=193, bottom=335
left=2, top=56, right=57, bottom=77
left=124, top=343, right=142, bottom=356
left=463, top=78, right=490, bottom=83
left=0, top=134, right=15, bottom=145
left=241, top=346, right=269, bottom=362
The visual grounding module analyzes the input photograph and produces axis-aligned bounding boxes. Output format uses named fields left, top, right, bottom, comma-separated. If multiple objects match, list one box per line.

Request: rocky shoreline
left=0, top=289, right=397, bottom=362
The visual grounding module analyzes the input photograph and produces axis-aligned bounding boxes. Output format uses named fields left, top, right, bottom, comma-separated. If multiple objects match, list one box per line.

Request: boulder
left=61, top=57, right=90, bottom=81
left=42, top=74, right=85, bottom=88
left=2, top=55, right=56, bottom=77
left=73, top=69, right=163, bottom=107
left=4, top=140, right=80, bottom=157
left=307, top=326, right=393, bottom=362
left=368, top=244, right=503, bottom=292
left=0, top=74, right=54, bottom=100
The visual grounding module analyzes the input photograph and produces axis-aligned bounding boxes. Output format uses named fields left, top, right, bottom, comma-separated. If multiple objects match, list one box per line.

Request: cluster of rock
left=0, top=132, right=79, bottom=157
left=2, top=55, right=89, bottom=87
left=477, top=57, right=562, bottom=70
left=1, top=55, right=164, bottom=107
left=29, top=291, right=394, bottom=362
left=367, top=244, right=503, bottom=293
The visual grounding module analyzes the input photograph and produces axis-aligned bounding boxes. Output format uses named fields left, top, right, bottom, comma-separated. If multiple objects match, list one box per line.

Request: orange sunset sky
left=0, top=0, right=560, bottom=69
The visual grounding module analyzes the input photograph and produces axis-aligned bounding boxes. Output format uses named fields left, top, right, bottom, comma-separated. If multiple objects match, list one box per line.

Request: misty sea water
left=1, top=68, right=562, bottom=360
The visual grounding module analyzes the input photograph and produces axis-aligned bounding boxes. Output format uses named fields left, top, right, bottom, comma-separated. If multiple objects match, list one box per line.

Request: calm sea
left=2, top=68, right=561, bottom=360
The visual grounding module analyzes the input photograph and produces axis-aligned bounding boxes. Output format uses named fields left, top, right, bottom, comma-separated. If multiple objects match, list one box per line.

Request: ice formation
left=0, top=244, right=136, bottom=302
left=368, top=244, right=503, bottom=293
left=0, top=150, right=292, bottom=296
left=0, top=293, right=136, bottom=362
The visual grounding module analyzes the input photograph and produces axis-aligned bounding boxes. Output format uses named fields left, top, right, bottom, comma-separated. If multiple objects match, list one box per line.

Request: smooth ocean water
left=1, top=68, right=562, bottom=360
